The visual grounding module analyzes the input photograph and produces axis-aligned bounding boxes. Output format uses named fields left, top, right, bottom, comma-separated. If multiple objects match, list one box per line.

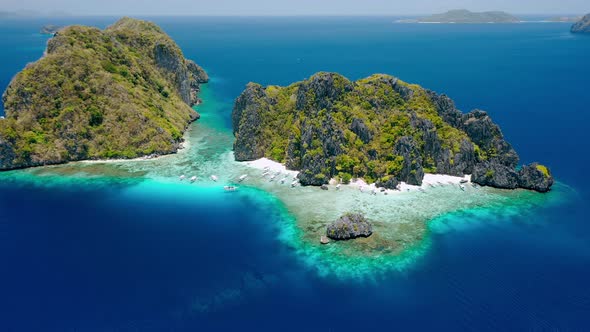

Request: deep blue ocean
left=1, top=16, right=590, bottom=331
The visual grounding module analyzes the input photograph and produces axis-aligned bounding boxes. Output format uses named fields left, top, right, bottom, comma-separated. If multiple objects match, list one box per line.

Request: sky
left=1, top=0, right=588, bottom=16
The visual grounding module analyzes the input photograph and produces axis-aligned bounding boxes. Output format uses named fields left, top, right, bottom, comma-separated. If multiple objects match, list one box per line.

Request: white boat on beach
left=210, top=175, right=218, bottom=182
left=291, top=180, right=298, bottom=187
left=238, top=174, right=248, bottom=182
left=190, top=176, right=197, bottom=183
left=179, top=175, right=186, bottom=181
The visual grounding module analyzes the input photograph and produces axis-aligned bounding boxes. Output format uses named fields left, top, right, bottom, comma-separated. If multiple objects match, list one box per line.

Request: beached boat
left=460, top=179, right=468, bottom=184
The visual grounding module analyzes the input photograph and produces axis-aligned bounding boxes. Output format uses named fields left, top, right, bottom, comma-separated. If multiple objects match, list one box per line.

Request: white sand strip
left=244, top=158, right=470, bottom=194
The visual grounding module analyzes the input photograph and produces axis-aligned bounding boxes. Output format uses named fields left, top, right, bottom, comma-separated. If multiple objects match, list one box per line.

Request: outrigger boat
left=224, top=186, right=237, bottom=192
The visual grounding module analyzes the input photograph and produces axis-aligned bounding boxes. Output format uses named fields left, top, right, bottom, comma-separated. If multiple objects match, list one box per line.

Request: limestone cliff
left=232, top=72, right=553, bottom=193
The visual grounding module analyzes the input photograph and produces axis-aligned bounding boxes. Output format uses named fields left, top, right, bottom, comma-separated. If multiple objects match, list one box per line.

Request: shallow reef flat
left=233, top=167, right=567, bottom=279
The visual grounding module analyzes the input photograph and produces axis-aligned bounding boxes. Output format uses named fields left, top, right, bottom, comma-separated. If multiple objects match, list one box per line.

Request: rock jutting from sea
left=0, top=17, right=208, bottom=171
left=327, top=213, right=373, bottom=241
left=232, top=72, right=554, bottom=193
left=571, top=14, right=590, bottom=33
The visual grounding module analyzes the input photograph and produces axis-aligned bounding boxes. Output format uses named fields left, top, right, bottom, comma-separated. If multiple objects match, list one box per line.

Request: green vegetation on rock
left=0, top=17, right=208, bottom=170
left=232, top=72, right=554, bottom=192
left=536, top=164, right=550, bottom=178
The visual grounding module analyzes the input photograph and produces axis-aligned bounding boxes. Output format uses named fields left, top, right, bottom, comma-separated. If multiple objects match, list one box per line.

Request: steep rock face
left=350, top=118, right=372, bottom=144
left=393, top=136, right=424, bottom=185
left=571, top=14, right=590, bottom=33
left=428, top=91, right=464, bottom=129
left=232, top=72, right=554, bottom=193
left=296, top=115, right=345, bottom=185
left=0, top=17, right=207, bottom=171
left=295, top=72, right=353, bottom=112
left=232, top=83, right=267, bottom=161
left=462, top=110, right=518, bottom=167
left=472, top=161, right=520, bottom=189
left=518, top=163, right=554, bottom=193
left=326, top=213, right=373, bottom=240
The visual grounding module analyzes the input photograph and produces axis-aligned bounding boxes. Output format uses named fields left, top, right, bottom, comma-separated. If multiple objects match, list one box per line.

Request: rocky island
left=327, top=213, right=373, bottom=241
left=571, top=14, right=590, bottom=33
left=232, top=72, right=553, bottom=192
left=417, top=9, right=520, bottom=23
left=0, top=17, right=208, bottom=170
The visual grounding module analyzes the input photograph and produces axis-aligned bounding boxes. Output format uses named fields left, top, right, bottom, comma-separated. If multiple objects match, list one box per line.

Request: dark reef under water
left=1, top=16, right=590, bottom=331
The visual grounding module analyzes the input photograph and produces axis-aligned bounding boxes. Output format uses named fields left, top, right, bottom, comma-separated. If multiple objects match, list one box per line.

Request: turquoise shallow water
left=1, top=16, right=590, bottom=331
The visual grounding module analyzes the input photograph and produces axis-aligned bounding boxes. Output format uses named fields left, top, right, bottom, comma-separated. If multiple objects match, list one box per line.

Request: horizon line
left=1, top=13, right=585, bottom=18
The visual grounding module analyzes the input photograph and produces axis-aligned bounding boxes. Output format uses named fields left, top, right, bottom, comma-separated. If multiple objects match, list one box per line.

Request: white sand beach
left=243, top=157, right=470, bottom=194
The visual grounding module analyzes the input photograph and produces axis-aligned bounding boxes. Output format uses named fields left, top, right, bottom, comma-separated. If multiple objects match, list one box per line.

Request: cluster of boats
left=260, top=167, right=299, bottom=187
left=357, top=178, right=477, bottom=196
left=177, top=173, right=250, bottom=192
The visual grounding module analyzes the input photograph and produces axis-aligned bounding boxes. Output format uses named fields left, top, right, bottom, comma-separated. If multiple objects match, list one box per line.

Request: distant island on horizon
left=396, top=9, right=587, bottom=24
left=405, top=9, right=521, bottom=24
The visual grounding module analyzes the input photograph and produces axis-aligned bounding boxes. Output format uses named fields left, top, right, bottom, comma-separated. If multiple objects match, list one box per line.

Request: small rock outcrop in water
left=571, top=14, right=590, bottom=33
left=518, top=163, right=554, bottom=193
left=0, top=17, right=208, bottom=171
left=326, top=213, right=373, bottom=240
left=232, top=72, right=554, bottom=193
